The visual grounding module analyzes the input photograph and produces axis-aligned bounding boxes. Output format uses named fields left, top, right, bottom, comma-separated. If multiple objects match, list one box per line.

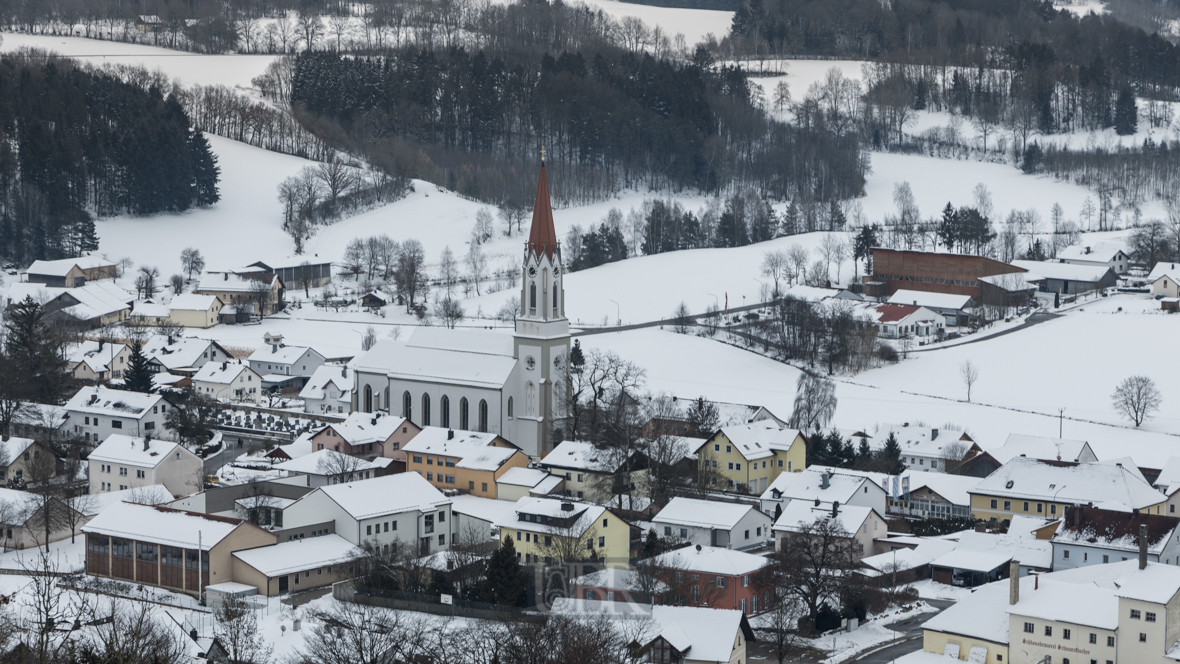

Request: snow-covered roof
left=887, top=289, right=974, bottom=310
left=68, top=340, right=129, bottom=374
left=248, top=344, right=321, bottom=365
left=168, top=294, right=221, bottom=311
left=449, top=493, right=522, bottom=525
left=196, top=271, right=278, bottom=293
left=1058, top=243, right=1127, bottom=263
left=496, top=497, right=608, bottom=537
left=572, top=568, right=668, bottom=594
left=992, top=434, right=1094, bottom=465
left=1011, top=259, right=1114, bottom=283
left=922, top=577, right=1027, bottom=644
left=654, top=497, right=762, bottom=531
left=90, top=435, right=185, bottom=469
left=193, top=361, right=254, bottom=385
left=902, top=470, right=979, bottom=507
left=1147, top=262, right=1180, bottom=283
left=298, top=365, right=353, bottom=401
left=869, top=423, right=974, bottom=459
left=64, top=386, right=165, bottom=419
left=860, top=539, right=957, bottom=573
left=1006, top=578, right=1118, bottom=629
left=1007, top=515, right=1057, bottom=539
left=497, top=467, right=554, bottom=487
left=1112, top=562, right=1180, bottom=604
left=541, top=440, right=627, bottom=471
left=772, top=501, right=877, bottom=536
left=978, top=272, right=1037, bottom=291
left=58, top=282, right=133, bottom=320
left=549, top=600, right=745, bottom=663
left=405, top=327, right=515, bottom=356
left=970, top=457, right=1163, bottom=509
left=84, top=484, right=174, bottom=516
left=273, top=449, right=382, bottom=476
left=1051, top=506, right=1179, bottom=556
left=533, top=474, right=565, bottom=494
left=325, top=413, right=408, bottom=446
left=26, top=255, right=114, bottom=277
left=233, top=534, right=362, bottom=577
left=852, top=302, right=940, bottom=325
left=82, top=502, right=246, bottom=550
left=354, top=338, right=517, bottom=389
left=646, top=545, right=771, bottom=577
left=1155, top=456, right=1180, bottom=494
left=313, top=472, right=450, bottom=520
left=947, top=530, right=1053, bottom=569
left=711, top=422, right=804, bottom=462
left=142, top=335, right=221, bottom=371
left=131, top=302, right=170, bottom=318
left=761, top=468, right=874, bottom=505
left=929, top=548, right=1011, bottom=572
left=0, top=436, right=37, bottom=465
left=405, top=427, right=504, bottom=454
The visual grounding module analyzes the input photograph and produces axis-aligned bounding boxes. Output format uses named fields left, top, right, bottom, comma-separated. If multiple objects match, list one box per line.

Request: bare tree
left=787, top=244, right=809, bottom=286
left=134, top=266, right=160, bottom=299
left=316, top=450, right=369, bottom=483
left=328, top=14, right=353, bottom=50
left=88, top=600, right=189, bottom=664
left=772, top=516, right=862, bottom=631
left=438, top=246, right=460, bottom=297
left=436, top=297, right=465, bottom=329
left=316, top=158, right=358, bottom=206
left=465, top=243, right=488, bottom=296
left=21, top=550, right=97, bottom=662
left=301, top=601, right=435, bottom=664
left=168, top=273, right=185, bottom=295
left=61, top=489, right=97, bottom=544
left=761, top=250, right=788, bottom=296
left=960, top=360, right=979, bottom=402
left=940, top=440, right=970, bottom=475
left=296, top=13, right=323, bottom=50
left=671, top=302, right=692, bottom=334
left=215, top=595, right=273, bottom=664
left=25, top=455, right=67, bottom=551
left=180, top=248, right=205, bottom=282
left=758, top=586, right=804, bottom=664
left=234, top=482, right=280, bottom=527
left=788, top=373, right=837, bottom=431
left=1112, top=375, right=1162, bottom=427
left=249, top=279, right=276, bottom=318
left=361, top=326, right=379, bottom=351
left=472, top=209, right=495, bottom=245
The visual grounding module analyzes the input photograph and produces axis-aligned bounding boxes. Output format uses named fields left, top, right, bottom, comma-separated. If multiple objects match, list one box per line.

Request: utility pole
left=1058, top=408, right=1064, bottom=438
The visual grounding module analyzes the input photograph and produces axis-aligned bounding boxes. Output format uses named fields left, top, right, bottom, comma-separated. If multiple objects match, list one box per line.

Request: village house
left=495, top=467, right=565, bottom=501
left=6, top=281, right=134, bottom=328
left=245, top=260, right=332, bottom=289
left=83, top=502, right=277, bottom=598
left=693, top=422, right=807, bottom=494
left=572, top=568, right=667, bottom=604
left=886, top=289, right=976, bottom=327
left=653, top=497, right=772, bottom=551
left=969, top=457, right=1168, bottom=525
left=1051, top=506, right=1180, bottom=568
left=854, top=302, right=946, bottom=339
left=168, top=294, right=223, bottom=329
left=281, top=472, right=453, bottom=555
left=1149, top=262, right=1180, bottom=299
left=538, top=439, right=648, bottom=502
left=67, top=340, right=132, bottom=384
left=0, top=435, right=54, bottom=485
left=957, top=434, right=1097, bottom=478
left=230, top=534, right=361, bottom=596
left=889, top=471, right=978, bottom=520
left=646, top=545, right=773, bottom=614
left=88, top=434, right=204, bottom=497
left=310, top=412, right=419, bottom=461
left=24, top=256, right=116, bottom=287
left=448, top=493, right=521, bottom=544
left=300, top=364, right=354, bottom=414
left=867, top=248, right=1030, bottom=304
left=192, top=361, right=263, bottom=404
left=194, top=270, right=284, bottom=316
left=1057, top=243, right=1131, bottom=273
left=141, top=335, right=232, bottom=375
left=1011, top=259, right=1119, bottom=295
left=404, top=427, right=528, bottom=499
left=759, top=467, right=888, bottom=518
left=495, top=496, right=633, bottom=569
left=273, top=449, right=386, bottom=488
left=247, top=341, right=327, bottom=390
left=773, top=500, right=886, bottom=559
left=64, top=386, right=175, bottom=443
left=128, top=301, right=171, bottom=327
left=860, top=423, right=982, bottom=474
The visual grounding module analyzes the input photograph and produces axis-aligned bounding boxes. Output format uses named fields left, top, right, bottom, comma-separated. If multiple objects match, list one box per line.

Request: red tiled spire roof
left=528, top=162, right=558, bottom=260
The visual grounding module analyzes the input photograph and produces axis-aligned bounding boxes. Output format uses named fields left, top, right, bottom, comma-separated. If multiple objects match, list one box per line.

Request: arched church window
left=553, top=283, right=558, bottom=310
left=529, top=283, right=536, bottom=312
left=507, top=397, right=514, bottom=419
left=460, top=398, right=469, bottom=430
left=441, top=395, right=450, bottom=428
left=478, top=400, right=488, bottom=432
left=363, top=385, right=373, bottom=413
left=526, top=382, right=536, bottom=417
left=383, top=387, right=389, bottom=412
left=402, top=391, right=412, bottom=421
left=422, top=394, right=431, bottom=426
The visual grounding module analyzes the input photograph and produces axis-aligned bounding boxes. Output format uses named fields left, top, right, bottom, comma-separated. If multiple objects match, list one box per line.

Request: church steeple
left=527, top=159, right=558, bottom=260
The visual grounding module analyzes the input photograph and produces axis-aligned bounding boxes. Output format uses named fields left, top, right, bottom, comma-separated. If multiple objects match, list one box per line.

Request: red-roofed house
left=855, top=302, right=944, bottom=339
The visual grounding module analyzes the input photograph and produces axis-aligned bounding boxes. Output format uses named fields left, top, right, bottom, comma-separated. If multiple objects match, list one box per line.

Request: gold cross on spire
left=541, top=146, right=546, bottom=163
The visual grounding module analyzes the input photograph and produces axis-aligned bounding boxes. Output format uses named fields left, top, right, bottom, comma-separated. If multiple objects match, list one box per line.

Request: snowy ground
left=909, top=580, right=979, bottom=603
left=572, top=0, right=733, bottom=45
left=796, top=601, right=936, bottom=664
left=0, top=32, right=277, bottom=89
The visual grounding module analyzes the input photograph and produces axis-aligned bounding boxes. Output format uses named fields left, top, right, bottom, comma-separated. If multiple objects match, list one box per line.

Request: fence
left=334, top=582, right=532, bottom=622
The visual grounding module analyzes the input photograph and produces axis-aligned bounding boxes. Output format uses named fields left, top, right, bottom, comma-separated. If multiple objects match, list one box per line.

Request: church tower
left=513, top=157, right=570, bottom=457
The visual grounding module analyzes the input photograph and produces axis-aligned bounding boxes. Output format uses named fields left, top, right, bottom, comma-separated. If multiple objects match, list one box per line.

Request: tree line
left=0, top=51, right=219, bottom=265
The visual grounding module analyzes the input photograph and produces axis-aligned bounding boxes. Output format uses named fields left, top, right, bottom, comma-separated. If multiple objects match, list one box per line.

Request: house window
left=1146, top=612, right=1157, bottom=622
left=136, top=470, right=145, bottom=479
left=1089, top=634, right=1097, bottom=644
left=1023, top=502, right=1030, bottom=512
left=742, top=575, right=749, bottom=587
left=680, top=528, right=687, bottom=538
left=478, top=400, right=488, bottom=432
left=460, top=397, right=469, bottom=430
left=1140, top=634, right=1147, bottom=643
left=482, top=483, right=488, bottom=492
left=112, top=421, right=122, bottom=429
left=1064, top=550, right=1070, bottom=559
left=507, top=397, right=513, bottom=419
left=1131, top=610, right=1141, bottom=619
left=402, top=391, right=412, bottom=419
left=716, top=577, right=728, bottom=588
left=1004, top=501, right=1011, bottom=511
left=1107, top=637, right=1115, bottom=647
left=664, top=527, right=672, bottom=536
left=119, top=468, right=127, bottom=476
left=1045, top=626, right=1052, bottom=637
left=1063, top=629, right=1071, bottom=640
left=1037, top=503, right=1043, bottom=513
left=1103, top=555, right=1109, bottom=563
left=413, top=455, right=423, bottom=464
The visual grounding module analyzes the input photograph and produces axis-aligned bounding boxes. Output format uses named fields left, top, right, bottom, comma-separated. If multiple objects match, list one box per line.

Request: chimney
left=370, top=418, right=377, bottom=426
left=820, top=472, right=830, bottom=489
left=223, top=273, right=228, bottom=281
left=831, top=501, right=840, bottom=517
left=447, top=429, right=454, bottom=440
left=932, top=428, right=939, bottom=441
left=142, top=438, right=150, bottom=451
left=221, top=362, right=227, bottom=371
left=1009, top=561, right=1021, bottom=604
left=1140, top=523, right=1149, bottom=570
left=814, top=497, right=820, bottom=507
left=341, top=365, right=347, bottom=378
left=98, top=339, right=104, bottom=351
left=561, top=502, right=574, bottom=512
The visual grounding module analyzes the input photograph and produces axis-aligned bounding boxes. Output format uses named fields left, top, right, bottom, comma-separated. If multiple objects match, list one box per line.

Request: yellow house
left=694, top=423, right=807, bottom=494
left=169, top=294, right=224, bottom=328
left=969, top=457, right=1167, bottom=525
left=68, top=340, right=133, bottom=384
left=404, top=428, right=528, bottom=499
left=918, top=566, right=1019, bottom=663
left=194, top=271, right=283, bottom=316
left=538, top=439, right=648, bottom=502
left=495, top=497, right=633, bottom=569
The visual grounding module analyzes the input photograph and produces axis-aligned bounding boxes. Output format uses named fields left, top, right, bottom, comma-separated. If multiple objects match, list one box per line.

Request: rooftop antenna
left=1058, top=408, right=1065, bottom=439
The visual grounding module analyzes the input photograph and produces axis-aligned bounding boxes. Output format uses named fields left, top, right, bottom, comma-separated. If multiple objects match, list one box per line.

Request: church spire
left=527, top=155, right=558, bottom=261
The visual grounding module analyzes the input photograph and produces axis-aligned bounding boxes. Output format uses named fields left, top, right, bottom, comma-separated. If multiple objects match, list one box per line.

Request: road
left=845, top=599, right=956, bottom=664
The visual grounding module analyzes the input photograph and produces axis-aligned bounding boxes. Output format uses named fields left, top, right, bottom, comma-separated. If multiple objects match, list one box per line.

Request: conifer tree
left=1114, top=87, right=1138, bottom=136
left=880, top=433, right=904, bottom=474
left=476, top=537, right=528, bottom=607
left=121, top=341, right=155, bottom=393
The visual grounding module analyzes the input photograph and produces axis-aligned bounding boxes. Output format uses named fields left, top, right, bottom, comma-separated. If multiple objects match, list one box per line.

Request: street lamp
left=708, top=293, right=719, bottom=309
left=609, top=299, right=621, bottom=326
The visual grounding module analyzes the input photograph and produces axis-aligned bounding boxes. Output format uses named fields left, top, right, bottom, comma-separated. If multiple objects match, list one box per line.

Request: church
left=351, top=161, right=570, bottom=459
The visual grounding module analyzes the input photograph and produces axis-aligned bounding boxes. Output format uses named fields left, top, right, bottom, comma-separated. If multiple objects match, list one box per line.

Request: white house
left=990, top=433, right=1098, bottom=466
left=651, top=497, right=772, bottom=551
left=142, top=335, right=232, bottom=374
left=64, top=386, right=175, bottom=443
left=300, top=365, right=353, bottom=414
left=192, top=361, right=263, bottom=404
left=886, top=289, right=975, bottom=326
left=1058, top=243, right=1130, bottom=273
left=247, top=343, right=327, bottom=384
left=772, top=501, right=886, bottom=559
left=281, top=472, right=453, bottom=554
left=759, top=467, right=888, bottom=517
left=865, top=423, right=981, bottom=473
left=88, top=434, right=203, bottom=497
left=854, top=303, right=945, bottom=339
left=1051, top=506, right=1180, bottom=569
left=1149, top=262, right=1180, bottom=298
left=67, top=340, right=132, bottom=384
left=273, top=449, right=384, bottom=488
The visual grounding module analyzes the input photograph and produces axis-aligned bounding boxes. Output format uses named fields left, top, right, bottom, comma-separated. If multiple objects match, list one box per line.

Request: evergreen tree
left=854, top=438, right=873, bottom=470
left=1021, top=142, right=1043, bottom=174
left=641, top=529, right=663, bottom=558
left=937, top=202, right=958, bottom=251
left=773, top=502, right=782, bottom=522
left=715, top=208, right=748, bottom=248
left=827, top=200, right=846, bottom=230
left=2, top=296, right=72, bottom=405
left=189, top=130, right=221, bottom=206
left=1114, top=87, right=1138, bottom=136
left=880, top=433, right=904, bottom=474
left=781, top=201, right=800, bottom=236
left=570, top=339, right=585, bottom=370
left=121, top=341, right=155, bottom=393
left=476, top=537, right=528, bottom=607
left=852, top=225, right=878, bottom=279
left=73, top=215, right=99, bottom=254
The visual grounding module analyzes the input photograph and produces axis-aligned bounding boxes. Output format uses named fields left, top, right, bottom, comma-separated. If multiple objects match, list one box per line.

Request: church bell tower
left=513, top=154, right=571, bottom=457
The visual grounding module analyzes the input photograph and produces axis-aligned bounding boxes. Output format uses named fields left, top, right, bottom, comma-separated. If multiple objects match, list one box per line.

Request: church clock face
left=553, top=266, right=560, bottom=276
left=525, top=356, right=536, bottom=371
left=528, top=266, right=537, bottom=277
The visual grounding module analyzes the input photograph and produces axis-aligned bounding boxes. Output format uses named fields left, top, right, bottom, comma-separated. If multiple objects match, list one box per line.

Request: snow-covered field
left=572, top=0, right=733, bottom=45
left=0, top=32, right=276, bottom=89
